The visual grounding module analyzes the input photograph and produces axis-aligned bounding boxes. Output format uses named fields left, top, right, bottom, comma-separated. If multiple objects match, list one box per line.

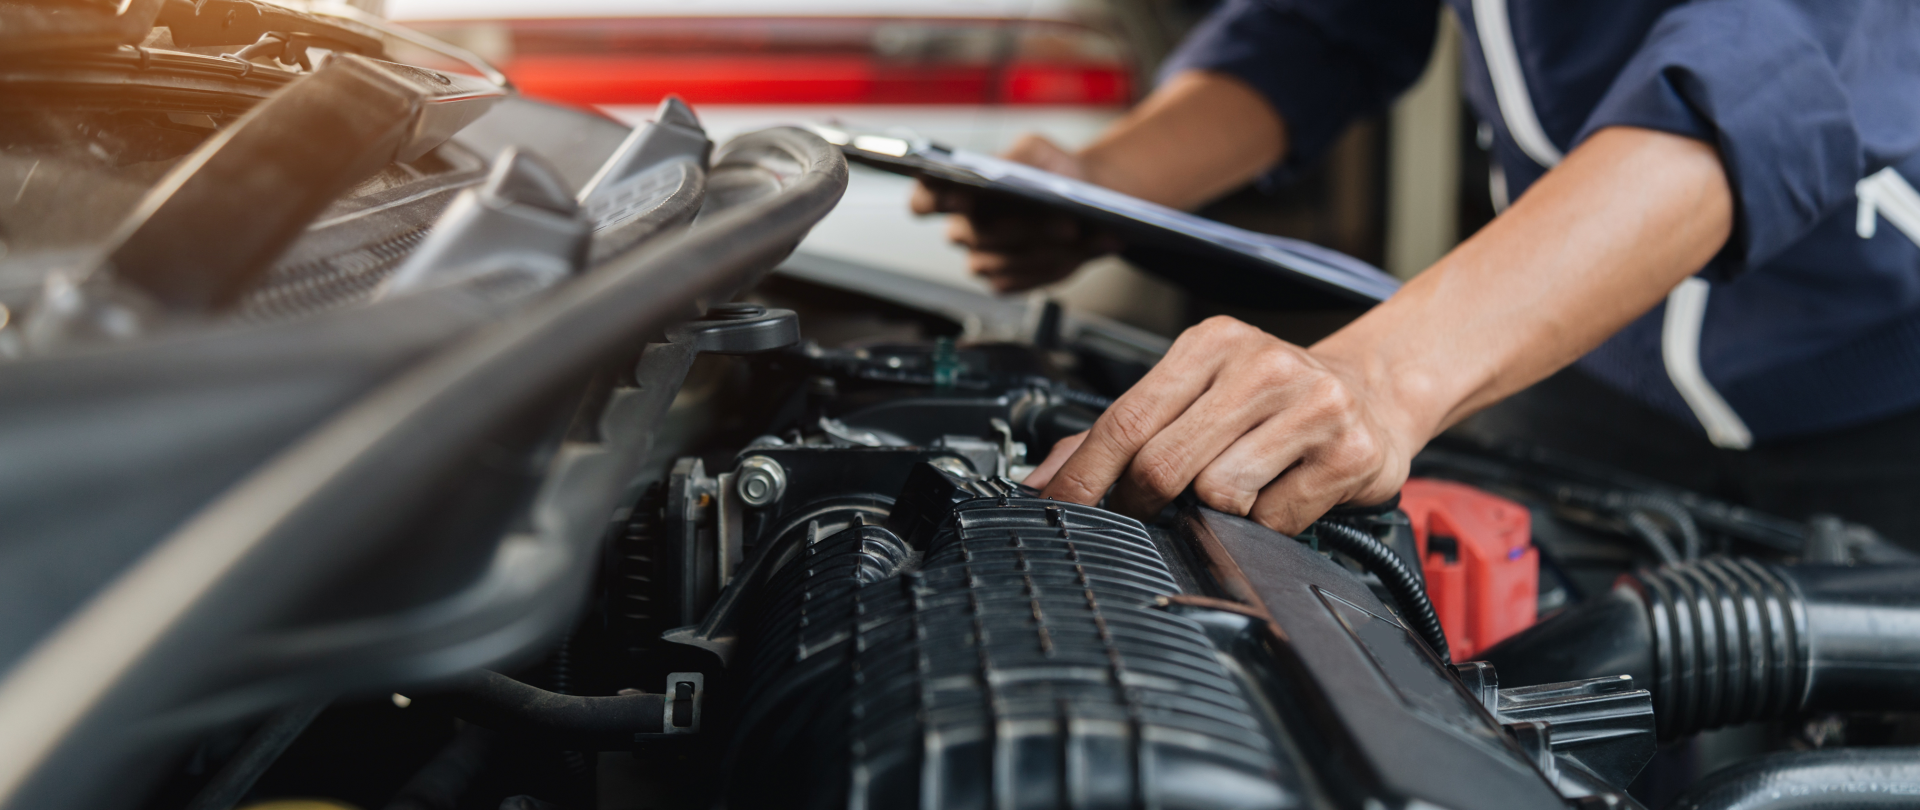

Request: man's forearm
left=1313, top=126, right=1735, bottom=446
left=1077, top=70, right=1289, bottom=211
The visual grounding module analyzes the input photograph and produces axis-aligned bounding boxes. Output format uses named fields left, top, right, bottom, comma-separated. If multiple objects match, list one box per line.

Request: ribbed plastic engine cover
left=724, top=496, right=1292, bottom=810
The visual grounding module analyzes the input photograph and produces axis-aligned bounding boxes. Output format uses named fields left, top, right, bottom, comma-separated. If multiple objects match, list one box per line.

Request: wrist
left=1309, top=339, right=1448, bottom=464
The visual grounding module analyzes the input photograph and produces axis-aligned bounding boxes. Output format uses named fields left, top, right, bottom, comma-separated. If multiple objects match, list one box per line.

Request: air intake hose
left=1668, top=747, right=1920, bottom=810
left=1479, top=558, right=1920, bottom=738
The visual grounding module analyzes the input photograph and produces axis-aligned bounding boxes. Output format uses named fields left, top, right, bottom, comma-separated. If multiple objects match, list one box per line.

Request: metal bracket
left=661, top=672, right=704, bottom=735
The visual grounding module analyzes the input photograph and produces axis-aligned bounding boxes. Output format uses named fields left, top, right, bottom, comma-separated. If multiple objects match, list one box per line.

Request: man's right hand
left=909, top=134, right=1120, bottom=294
left=907, top=71, right=1289, bottom=293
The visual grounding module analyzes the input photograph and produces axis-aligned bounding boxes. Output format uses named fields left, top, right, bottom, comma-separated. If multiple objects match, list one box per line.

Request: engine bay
left=1, top=12, right=1916, bottom=805
left=137, top=269, right=1916, bottom=810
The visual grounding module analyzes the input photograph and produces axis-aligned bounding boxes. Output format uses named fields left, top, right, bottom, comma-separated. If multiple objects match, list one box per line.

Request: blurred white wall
left=1385, top=11, right=1463, bottom=279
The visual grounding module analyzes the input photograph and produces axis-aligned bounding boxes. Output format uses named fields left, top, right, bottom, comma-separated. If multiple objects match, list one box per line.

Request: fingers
left=1189, top=416, right=1322, bottom=517
left=1022, top=431, right=1087, bottom=489
left=1246, top=463, right=1347, bottom=536
left=1103, top=326, right=1343, bottom=518
left=1196, top=380, right=1399, bottom=535
left=946, top=210, right=1079, bottom=253
left=968, top=248, right=1089, bottom=292
left=1034, top=315, right=1408, bottom=533
left=910, top=179, right=974, bottom=215
left=1039, top=317, right=1250, bottom=506
left=1105, top=380, right=1278, bottom=517
left=946, top=211, right=1105, bottom=292
left=1002, top=133, right=1082, bottom=178
left=909, top=180, right=936, bottom=214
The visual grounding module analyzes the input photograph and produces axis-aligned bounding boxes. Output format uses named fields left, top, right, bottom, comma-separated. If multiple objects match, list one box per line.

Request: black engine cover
left=724, top=495, right=1297, bottom=810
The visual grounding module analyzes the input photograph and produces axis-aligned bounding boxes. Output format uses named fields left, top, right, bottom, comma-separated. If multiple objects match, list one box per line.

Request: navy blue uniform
left=1164, top=0, right=1920, bottom=449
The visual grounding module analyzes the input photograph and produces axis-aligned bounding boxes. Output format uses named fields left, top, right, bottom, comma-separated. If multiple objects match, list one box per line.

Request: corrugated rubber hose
left=1668, top=747, right=1920, bottom=810
left=1314, top=518, right=1451, bottom=664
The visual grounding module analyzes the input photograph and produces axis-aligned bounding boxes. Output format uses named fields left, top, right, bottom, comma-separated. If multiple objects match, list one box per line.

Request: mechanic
left=917, top=0, right=1920, bottom=544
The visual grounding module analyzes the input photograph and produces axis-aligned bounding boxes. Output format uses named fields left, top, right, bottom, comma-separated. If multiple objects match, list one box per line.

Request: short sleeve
left=1161, top=0, right=1441, bottom=181
left=1574, top=0, right=1920, bottom=271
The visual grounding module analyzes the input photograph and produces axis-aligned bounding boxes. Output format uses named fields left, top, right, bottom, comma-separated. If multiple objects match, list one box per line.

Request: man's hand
left=1024, top=316, right=1415, bottom=534
left=909, top=134, right=1119, bottom=293
left=908, top=71, right=1289, bottom=293
left=1023, top=126, right=1734, bottom=534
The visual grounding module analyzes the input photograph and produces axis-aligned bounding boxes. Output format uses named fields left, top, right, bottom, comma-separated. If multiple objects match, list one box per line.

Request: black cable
left=1552, top=485, right=1696, bottom=565
left=1623, top=510, right=1683, bottom=566
left=1621, top=493, right=1702, bottom=560
left=410, top=670, right=666, bottom=749
left=182, top=699, right=329, bottom=810
left=545, top=635, right=593, bottom=779
left=381, top=724, right=494, bottom=810
left=1313, top=519, right=1451, bottom=664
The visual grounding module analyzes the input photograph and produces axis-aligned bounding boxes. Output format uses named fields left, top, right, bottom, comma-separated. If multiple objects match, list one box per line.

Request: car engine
left=1, top=6, right=1918, bottom=809
left=377, top=300, right=1920, bottom=810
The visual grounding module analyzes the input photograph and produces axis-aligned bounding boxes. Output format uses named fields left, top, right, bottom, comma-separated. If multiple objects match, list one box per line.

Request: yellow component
left=238, top=801, right=363, bottom=810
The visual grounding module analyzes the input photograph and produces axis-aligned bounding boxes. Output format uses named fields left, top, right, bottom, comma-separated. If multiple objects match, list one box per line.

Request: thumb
left=1002, top=134, right=1083, bottom=179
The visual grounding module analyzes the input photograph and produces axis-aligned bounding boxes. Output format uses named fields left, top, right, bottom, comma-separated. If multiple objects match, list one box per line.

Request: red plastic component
left=1400, top=478, right=1538, bottom=660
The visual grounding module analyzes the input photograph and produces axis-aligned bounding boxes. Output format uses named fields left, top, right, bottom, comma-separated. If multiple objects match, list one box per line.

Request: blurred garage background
left=384, top=0, right=1492, bottom=339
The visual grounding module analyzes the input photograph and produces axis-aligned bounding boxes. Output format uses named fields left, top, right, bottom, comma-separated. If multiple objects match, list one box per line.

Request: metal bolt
left=735, top=456, right=786, bottom=508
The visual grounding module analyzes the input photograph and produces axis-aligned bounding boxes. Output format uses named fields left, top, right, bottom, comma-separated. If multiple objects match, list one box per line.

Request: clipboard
left=825, top=130, right=1400, bottom=310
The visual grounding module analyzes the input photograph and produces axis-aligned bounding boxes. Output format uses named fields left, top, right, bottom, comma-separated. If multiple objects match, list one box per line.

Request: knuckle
left=1178, top=316, right=1223, bottom=345
left=1129, top=452, right=1188, bottom=501
left=1338, top=429, right=1380, bottom=469
left=1252, top=347, right=1302, bottom=386
left=1196, top=315, right=1250, bottom=341
left=1193, top=470, right=1256, bottom=516
left=1314, top=377, right=1357, bottom=413
left=1101, top=403, right=1159, bottom=450
left=1249, top=499, right=1305, bottom=535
